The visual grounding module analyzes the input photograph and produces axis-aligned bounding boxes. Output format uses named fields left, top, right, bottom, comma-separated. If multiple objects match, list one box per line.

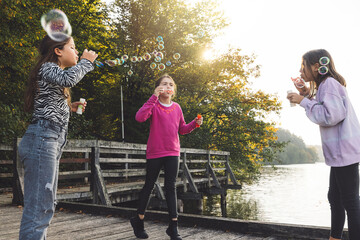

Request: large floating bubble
left=41, top=9, right=72, bottom=42
left=150, top=62, right=157, bottom=69
left=166, top=61, right=172, bottom=66
left=127, top=70, right=133, bottom=76
left=137, top=56, right=143, bottom=62
left=158, top=63, right=166, bottom=71
left=173, top=53, right=181, bottom=60
left=158, top=40, right=164, bottom=45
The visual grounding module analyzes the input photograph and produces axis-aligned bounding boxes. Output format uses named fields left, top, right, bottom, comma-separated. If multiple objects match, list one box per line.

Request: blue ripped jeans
left=18, top=119, right=67, bottom=240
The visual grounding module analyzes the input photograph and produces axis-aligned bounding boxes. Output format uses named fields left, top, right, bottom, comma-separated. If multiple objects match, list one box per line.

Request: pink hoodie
left=135, top=94, right=197, bottom=159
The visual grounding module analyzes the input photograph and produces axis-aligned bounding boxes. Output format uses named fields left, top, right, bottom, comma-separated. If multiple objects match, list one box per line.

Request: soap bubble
left=158, top=63, right=166, bottom=71
left=319, top=56, right=330, bottom=65
left=158, top=40, right=164, bottom=45
left=173, top=53, right=181, bottom=60
left=156, top=36, right=163, bottom=42
left=128, top=70, right=133, bottom=76
left=156, top=52, right=164, bottom=59
left=105, top=59, right=116, bottom=67
left=40, top=9, right=72, bottom=42
left=154, top=56, right=162, bottom=62
left=116, top=58, right=124, bottom=65
left=158, top=44, right=164, bottom=50
left=150, top=62, right=157, bottom=69
left=166, top=61, right=172, bottom=66
left=143, top=53, right=151, bottom=61
left=197, top=30, right=204, bottom=38
left=318, top=66, right=328, bottom=75
left=137, top=56, right=143, bottom=62
left=94, top=60, right=104, bottom=67
left=121, top=55, right=129, bottom=61
left=130, top=56, right=138, bottom=63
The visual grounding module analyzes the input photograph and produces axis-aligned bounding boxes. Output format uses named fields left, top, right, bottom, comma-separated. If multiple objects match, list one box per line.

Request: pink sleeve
left=135, top=95, right=158, bottom=122
left=178, top=105, right=197, bottom=135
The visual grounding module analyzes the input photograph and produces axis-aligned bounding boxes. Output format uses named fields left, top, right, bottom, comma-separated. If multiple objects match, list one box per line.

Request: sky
left=104, top=0, right=360, bottom=145
left=203, top=0, right=360, bottom=145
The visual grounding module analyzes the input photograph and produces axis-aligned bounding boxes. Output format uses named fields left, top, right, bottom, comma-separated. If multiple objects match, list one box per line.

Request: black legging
left=328, top=163, right=360, bottom=240
left=137, top=156, right=179, bottom=219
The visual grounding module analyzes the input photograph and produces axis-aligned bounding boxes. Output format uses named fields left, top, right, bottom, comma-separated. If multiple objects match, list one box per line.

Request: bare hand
left=71, top=101, right=87, bottom=113
left=80, top=49, right=98, bottom=63
left=154, top=86, right=165, bottom=97
left=287, top=92, right=304, bottom=105
left=195, top=116, right=203, bottom=126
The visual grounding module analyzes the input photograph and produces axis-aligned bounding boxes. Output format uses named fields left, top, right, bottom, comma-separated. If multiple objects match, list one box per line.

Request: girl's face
left=159, top=77, right=175, bottom=98
left=56, top=37, right=79, bottom=69
left=300, top=59, right=318, bottom=82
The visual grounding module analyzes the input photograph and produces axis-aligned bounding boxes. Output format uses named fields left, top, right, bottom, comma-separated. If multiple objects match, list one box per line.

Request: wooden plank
left=0, top=160, right=12, bottom=164
left=58, top=170, right=91, bottom=180
left=0, top=144, right=13, bottom=151
left=99, top=157, right=146, bottom=163
left=102, top=169, right=146, bottom=178
left=60, top=158, right=91, bottom=163
left=0, top=173, right=12, bottom=178
left=99, top=148, right=145, bottom=155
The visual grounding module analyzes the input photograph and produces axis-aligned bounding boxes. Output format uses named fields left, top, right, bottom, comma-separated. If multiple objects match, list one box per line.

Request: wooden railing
left=0, top=139, right=241, bottom=205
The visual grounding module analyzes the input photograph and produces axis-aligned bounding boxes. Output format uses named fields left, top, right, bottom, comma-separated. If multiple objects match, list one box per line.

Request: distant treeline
left=273, top=128, right=320, bottom=165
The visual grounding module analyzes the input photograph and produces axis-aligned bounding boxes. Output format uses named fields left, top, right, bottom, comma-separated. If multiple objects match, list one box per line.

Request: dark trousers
left=328, top=163, right=360, bottom=240
left=137, top=156, right=179, bottom=219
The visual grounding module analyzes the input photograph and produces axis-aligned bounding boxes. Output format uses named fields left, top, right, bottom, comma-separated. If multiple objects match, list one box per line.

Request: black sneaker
left=166, top=220, right=182, bottom=240
left=130, top=216, right=149, bottom=239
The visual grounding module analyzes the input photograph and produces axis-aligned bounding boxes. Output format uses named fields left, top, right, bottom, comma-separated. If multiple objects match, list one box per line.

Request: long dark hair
left=302, top=49, right=346, bottom=97
left=24, top=35, right=72, bottom=112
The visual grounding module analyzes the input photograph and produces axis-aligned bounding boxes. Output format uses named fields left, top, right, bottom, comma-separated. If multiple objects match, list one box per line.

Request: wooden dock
left=0, top=192, right=337, bottom=240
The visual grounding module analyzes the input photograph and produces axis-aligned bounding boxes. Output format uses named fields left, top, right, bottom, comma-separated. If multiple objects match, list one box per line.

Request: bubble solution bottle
left=76, top=98, right=86, bottom=114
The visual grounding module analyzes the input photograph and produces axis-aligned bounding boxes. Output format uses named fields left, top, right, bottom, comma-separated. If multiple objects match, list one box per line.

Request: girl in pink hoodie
left=130, top=74, right=203, bottom=240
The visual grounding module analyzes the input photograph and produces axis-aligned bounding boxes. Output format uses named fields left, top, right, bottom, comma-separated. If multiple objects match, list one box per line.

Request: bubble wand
left=196, top=114, right=202, bottom=128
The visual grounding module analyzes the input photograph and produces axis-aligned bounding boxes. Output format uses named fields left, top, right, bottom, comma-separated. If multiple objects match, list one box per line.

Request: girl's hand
left=287, top=92, right=304, bottom=104
left=81, top=49, right=98, bottom=63
left=296, top=85, right=310, bottom=97
left=195, top=116, right=203, bottom=126
left=71, top=101, right=87, bottom=113
left=154, top=86, right=165, bottom=97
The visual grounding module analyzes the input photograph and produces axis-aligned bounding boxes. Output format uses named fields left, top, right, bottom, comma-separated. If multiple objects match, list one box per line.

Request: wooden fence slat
left=60, top=158, right=91, bottom=163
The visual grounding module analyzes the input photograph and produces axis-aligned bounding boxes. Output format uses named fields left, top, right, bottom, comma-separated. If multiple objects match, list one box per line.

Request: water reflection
left=201, top=163, right=338, bottom=227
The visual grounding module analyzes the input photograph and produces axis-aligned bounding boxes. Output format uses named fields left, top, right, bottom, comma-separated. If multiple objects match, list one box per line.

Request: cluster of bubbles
left=94, top=35, right=183, bottom=76
left=41, top=9, right=72, bottom=42
left=318, top=56, right=330, bottom=75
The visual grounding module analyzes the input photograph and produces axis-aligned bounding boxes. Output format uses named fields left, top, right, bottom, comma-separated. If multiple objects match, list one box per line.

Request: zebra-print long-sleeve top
left=32, top=59, right=94, bottom=127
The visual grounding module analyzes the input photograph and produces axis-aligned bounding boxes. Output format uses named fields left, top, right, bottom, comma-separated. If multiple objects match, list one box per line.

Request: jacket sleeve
left=300, top=92, right=346, bottom=127
left=178, top=106, right=197, bottom=135
left=135, top=95, right=158, bottom=122
left=40, top=59, right=94, bottom=87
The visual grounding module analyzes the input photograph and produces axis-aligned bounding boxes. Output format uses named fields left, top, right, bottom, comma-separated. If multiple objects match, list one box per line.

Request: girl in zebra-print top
left=18, top=35, right=98, bottom=239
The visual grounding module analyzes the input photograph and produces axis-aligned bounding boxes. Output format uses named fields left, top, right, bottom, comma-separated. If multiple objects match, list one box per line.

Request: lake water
left=203, top=163, right=349, bottom=228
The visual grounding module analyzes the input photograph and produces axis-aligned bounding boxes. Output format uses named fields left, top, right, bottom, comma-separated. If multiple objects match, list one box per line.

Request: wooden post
left=207, top=151, right=211, bottom=187
left=12, top=138, right=24, bottom=205
left=125, top=153, right=128, bottom=181
left=182, top=151, right=187, bottom=192
left=84, top=152, right=89, bottom=184
left=220, top=193, right=227, bottom=217
left=91, top=146, right=111, bottom=206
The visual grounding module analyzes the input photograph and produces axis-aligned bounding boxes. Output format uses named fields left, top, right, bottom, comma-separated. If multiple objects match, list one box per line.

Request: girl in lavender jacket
left=287, top=49, right=360, bottom=240
left=130, top=74, right=203, bottom=240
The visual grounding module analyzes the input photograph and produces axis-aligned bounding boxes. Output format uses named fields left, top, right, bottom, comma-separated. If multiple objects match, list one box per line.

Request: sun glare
left=202, top=49, right=216, bottom=61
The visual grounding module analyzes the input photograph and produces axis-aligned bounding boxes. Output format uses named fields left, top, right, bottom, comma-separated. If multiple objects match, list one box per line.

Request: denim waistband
left=31, top=118, right=68, bottom=133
